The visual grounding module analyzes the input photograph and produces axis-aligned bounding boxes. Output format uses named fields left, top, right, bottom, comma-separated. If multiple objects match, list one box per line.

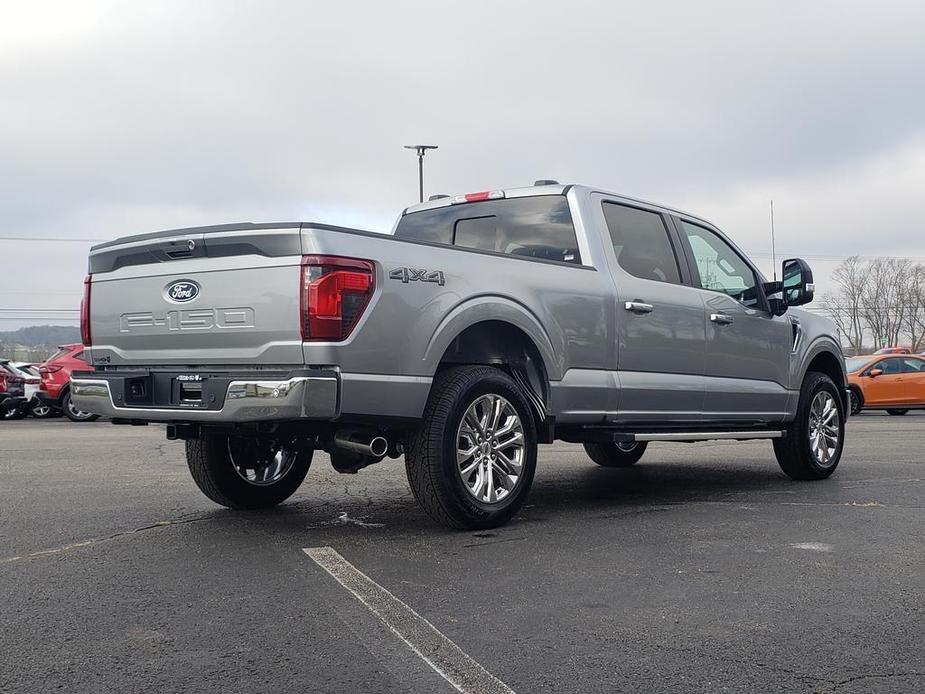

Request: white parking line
left=303, top=546, right=515, bottom=694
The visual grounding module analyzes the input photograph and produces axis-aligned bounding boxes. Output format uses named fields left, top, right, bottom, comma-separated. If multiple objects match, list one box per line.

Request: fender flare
left=420, top=296, right=562, bottom=381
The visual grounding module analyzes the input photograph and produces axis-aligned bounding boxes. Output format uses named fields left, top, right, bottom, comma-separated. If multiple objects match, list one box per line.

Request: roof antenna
left=770, top=199, right=777, bottom=281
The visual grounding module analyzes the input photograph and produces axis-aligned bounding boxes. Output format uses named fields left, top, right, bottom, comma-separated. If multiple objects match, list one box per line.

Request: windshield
left=844, top=357, right=870, bottom=373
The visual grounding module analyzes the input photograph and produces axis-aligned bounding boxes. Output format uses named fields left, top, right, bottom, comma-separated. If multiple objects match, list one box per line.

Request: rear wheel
left=583, top=441, right=648, bottom=467
left=185, top=433, right=313, bottom=509
left=30, top=401, right=56, bottom=418
left=62, top=391, right=99, bottom=422
left=405, top=365, right=537, bottom=530
left=774, top=372, right=845, bottom=480
left=2, top=406, right=26, bottom=420
left=886, top=409, right=908, bottom=416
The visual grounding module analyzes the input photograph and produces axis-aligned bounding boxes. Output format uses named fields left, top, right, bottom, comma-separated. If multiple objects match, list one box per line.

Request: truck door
left=674, top=218, right=792, bottom=423
left=596, top=197, right=706, bottom=424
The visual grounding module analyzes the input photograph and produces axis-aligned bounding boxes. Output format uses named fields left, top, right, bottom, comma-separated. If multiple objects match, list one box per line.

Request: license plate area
left=172, top=376, right=207, bottom=408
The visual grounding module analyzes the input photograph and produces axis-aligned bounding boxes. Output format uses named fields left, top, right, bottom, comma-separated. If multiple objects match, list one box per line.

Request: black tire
left=62, top=391, right=100, bottom=422
left=30, top=401, right=57, bottom=418
left=848, top=388, right=863, bottom=416
left=405, top=365, right=538, bottom=530
left=2, top=407, right=26, bottom=420
left=185, top=433, right=312, bottom=509
left=886, top=409, right=908, bottom=416
left=774, top=371, right=845, bottom=480
left=583, top=441, right=648, bottom=467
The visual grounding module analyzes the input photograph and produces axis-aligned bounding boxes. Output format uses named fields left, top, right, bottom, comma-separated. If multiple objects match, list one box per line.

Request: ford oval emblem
left=165, top=280, right=200, bottom=303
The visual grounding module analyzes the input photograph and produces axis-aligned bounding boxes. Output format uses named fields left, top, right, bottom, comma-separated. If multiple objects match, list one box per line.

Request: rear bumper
left=70, top=369, right=339, bottom=423
left=36, top=390, right=62, bottom=407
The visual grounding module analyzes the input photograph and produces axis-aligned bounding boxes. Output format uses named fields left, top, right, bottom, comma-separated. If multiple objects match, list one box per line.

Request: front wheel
left=62, top=391, right=99, bottom=422
left=186, top=434, right=313, bottom=509
left=774, top=372, right=845, bottom=480
left=584, top=441, right=648, bottom=467
left=886, top=409, right=908, bottom=416
left=848, top=388, right=863, bottom=416
left=405, top=366, right=538, bottom=530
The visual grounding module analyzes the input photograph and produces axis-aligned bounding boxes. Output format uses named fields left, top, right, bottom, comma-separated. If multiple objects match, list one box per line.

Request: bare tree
left=902, top=264, right=925, bottom=352
left=859, top=258, right=913, bottom=349
left=822, top=256, right=867, bottom=353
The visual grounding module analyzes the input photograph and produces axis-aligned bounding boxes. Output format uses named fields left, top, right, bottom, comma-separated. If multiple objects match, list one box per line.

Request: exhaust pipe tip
left=367, top=436, right=388, bottom=458
left=334, top=428, right=389, bottom=459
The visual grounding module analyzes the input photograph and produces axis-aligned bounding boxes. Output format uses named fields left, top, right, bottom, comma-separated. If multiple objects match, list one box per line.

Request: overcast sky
left=2, top=0, right=925, bottom=329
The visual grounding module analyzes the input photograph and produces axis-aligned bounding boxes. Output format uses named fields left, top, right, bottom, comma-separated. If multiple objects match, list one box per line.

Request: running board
left=632, top=431, right=784, bottom=442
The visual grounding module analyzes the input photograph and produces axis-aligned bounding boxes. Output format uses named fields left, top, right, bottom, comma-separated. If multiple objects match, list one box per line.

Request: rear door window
left=602, top=202, right=681, bottom=284
left=394, top=195, right=581, bottom=265
left=901, top=358, right=925, bottom=373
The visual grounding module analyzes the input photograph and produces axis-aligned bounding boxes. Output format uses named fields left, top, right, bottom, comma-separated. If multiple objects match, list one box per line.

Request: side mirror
left=869, top=369, right=883, bottom=378
left=781, top=258, right=814, bottom=307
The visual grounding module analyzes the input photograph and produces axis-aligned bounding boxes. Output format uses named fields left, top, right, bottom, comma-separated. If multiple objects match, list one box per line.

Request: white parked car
left=2, top=362, right=53, bottom=419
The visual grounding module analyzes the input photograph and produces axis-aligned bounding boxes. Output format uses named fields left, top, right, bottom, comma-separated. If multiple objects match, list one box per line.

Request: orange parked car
left=845, top=354, right=925, bottom=415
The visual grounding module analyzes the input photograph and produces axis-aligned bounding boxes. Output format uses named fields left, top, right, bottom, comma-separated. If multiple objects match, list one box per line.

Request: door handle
left=624, top=301, right=654, bottom=314
left=710, top=313, right=734, bottom=325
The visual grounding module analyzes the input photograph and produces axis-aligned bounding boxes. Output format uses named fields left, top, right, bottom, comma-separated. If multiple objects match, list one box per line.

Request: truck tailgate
left=87, top=224, right=305, bottom=366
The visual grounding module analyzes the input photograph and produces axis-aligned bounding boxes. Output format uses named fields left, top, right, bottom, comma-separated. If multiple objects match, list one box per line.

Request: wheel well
left=807, top=351, right=845, bottom=389
left=438, top=320, right=550, bottom=431
left=807, top=351, right=847, bottom=408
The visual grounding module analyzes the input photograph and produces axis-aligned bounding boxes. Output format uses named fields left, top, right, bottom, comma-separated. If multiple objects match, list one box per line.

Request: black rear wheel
left=583, top=441, right=648, bottom=467
left=30, top=401, right=56, bottom=418
left=186, top=433, right=313, bottom=509
left=2, top=407, right=26, bottom=420
left=405, top=365, right=538, bottom=530
left=886, top=409, right=908, bottom=416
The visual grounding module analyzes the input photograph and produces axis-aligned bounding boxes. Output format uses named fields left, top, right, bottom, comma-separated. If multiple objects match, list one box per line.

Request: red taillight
left=40, top=365, right=64, bottom=375
left=80, top=274, right=92, bottom=346
left=300, top=255, right=375, bottom=341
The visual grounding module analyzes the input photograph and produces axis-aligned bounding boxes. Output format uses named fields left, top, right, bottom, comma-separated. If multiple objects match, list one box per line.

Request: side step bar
left=630, top=431, right=784, bottom=442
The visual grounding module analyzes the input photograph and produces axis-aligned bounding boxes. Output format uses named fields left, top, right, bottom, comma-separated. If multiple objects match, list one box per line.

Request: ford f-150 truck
left=72, top=182, right=847, bottom=529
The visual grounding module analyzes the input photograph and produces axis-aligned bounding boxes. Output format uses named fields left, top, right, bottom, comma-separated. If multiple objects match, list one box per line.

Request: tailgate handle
left=161, top=238, right=197, bottom=259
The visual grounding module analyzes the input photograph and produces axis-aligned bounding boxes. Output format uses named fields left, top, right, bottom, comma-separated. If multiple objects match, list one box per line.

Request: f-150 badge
left=389, top=268, right=445, bottom=286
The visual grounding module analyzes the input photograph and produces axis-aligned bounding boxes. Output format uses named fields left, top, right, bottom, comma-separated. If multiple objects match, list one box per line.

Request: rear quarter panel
left=299, top=226, right=615, bottom=415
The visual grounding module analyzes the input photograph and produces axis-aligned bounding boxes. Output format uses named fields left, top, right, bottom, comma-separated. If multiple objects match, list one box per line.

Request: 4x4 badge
left=389, top=267, right=445, bottom=286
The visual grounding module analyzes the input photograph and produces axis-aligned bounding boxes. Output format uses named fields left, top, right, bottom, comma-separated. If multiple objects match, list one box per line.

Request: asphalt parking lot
left=2, top=413, right=924, bottom=694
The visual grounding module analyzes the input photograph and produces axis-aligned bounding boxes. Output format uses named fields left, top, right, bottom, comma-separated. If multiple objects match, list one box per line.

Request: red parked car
left=873, top=346, right=911, bottom=355
left=37, top=343, right=99, bottom=422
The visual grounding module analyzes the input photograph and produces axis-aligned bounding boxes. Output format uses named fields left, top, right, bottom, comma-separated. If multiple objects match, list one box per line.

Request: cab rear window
left=394, top=195, right=581, bottom=265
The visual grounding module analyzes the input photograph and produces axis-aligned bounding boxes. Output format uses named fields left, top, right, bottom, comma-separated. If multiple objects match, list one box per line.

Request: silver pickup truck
left=73, top=182, right=847, bottom=529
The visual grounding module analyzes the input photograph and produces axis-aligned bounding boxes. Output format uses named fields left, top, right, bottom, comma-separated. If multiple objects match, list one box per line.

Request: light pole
left=404, top=144, right=438, bottom=202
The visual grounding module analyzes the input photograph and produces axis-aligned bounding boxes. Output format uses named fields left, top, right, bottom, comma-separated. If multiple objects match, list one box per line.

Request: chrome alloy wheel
left=808, top=391, right=840, bottom=466
left=615, top=442, right=638, bottom=452
left=227, top=438, right=297, bottom=486
left=456, top=394, right=525, bottom=504
left=66, top=397, right=93, bottom=420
